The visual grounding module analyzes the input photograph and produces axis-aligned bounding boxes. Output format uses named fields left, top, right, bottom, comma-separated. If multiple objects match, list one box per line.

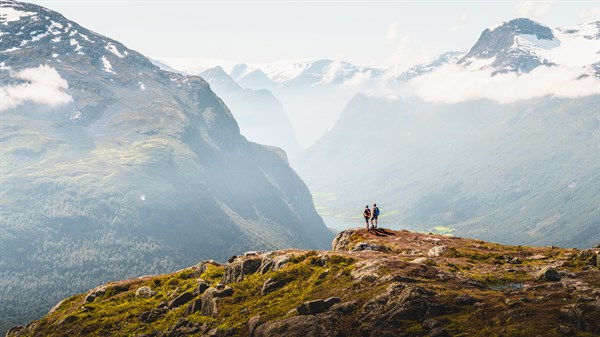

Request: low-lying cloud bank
left=409, top=64, right=599, bottom=104
left=0, top=64, right=72, bottom=111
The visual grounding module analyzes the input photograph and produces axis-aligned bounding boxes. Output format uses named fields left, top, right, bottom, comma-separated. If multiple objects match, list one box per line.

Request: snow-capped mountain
left=459, top=18, right=599, bottom=74
left=395, top=51, right=467, bottom=81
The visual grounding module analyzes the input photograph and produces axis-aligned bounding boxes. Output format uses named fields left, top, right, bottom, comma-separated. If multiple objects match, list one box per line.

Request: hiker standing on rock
left=363, top=205, right=371, bottom=229
left=371, top=203, right=380, bottom=229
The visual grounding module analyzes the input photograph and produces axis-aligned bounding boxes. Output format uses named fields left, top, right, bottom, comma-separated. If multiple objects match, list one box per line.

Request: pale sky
left=26, top=1, right=599, bottom=67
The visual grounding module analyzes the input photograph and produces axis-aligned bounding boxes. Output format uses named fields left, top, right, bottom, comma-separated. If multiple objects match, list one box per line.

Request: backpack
left=374, top=207, right=380, bottom=216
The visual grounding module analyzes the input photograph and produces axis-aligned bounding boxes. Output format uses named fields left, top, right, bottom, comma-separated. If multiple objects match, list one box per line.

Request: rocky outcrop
left=331, top=229, right=358, bottom=251
left=535, top=266, right=561, bottom=282
left=200, top=286, right=234, bottom=317
left=296, top=297, right=341, bottom=315
left=136, top=286, right=157, bottom=298
left=84, top=287, right=106, bottom=303
left=352, top=242, right=391, bottom=252
left=222, top=258, right=263, bottom=284
left=427, top=245, right=448, bottom=257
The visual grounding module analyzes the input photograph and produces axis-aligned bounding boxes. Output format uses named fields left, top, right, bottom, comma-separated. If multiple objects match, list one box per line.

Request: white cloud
left=0, top=64, right=72, bottom=111
left=322, top=58, right=343, bottom=84
left=515, top=1, right=550, bottom=20
left=578, top=7, right=599, bottom=22
left=386, top=22, right=398, bottom=41
left=409, top=64, right=600, bottom=104
left=385, top=35, right=434, bottom=69
left=342, top=70, right=373, bottom=88
left=452, top=14, right=469, bottom=31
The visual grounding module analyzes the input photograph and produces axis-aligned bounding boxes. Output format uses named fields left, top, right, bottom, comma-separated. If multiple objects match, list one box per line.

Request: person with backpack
left=371, top=203, right=380, bottom=229
left=363, top=205, right=371, bottom=229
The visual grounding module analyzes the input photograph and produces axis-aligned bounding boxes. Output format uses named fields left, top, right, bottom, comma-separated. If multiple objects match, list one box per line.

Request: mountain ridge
left=7, top=228, right=600, bottom=337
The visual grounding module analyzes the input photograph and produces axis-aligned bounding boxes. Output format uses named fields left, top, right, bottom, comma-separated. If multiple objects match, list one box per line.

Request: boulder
left=352, top=242, right=391, bottom=252
left=135, top=286, right=157, bottom=298
left=360, top=283, right=434, bottom=322
left=297, top=299, right=328, bottom=315
left=297, top=297, right=340, bottom=315
left=185, top=298, right=203, bottom=316
left=259, top=254, right=290, bottom=274
left=535, top=267, right=561, bottom=282
left=84, top=287, right=106, bottom=303
left=247, top=315, right=262, bottom=336
left=167, top=291, right=194, bottom=309
left=193, top=278, right=211, bottom=295
left=222, top=258, right=263, bottom=284
left=427, top=245, right=448, bottom=257
left=201, top=286, right=234, bottom=317
left=332, top=229, right=358, bottom=251
left=140, top=308, right=167, bottom=323
left=261, top=278, right=286, bottom=295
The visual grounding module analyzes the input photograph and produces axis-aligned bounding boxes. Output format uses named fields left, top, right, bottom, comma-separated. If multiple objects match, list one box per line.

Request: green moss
left=200, top=264, right=225, bottom=285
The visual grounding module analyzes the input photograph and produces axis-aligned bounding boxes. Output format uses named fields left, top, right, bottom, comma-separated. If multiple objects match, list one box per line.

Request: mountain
left=7, top=228, right=600, bottom=336
left=158, top=58, right=384, bottom=147
left=0, top=0, right=331, bottom=333
left=199, top=66, right=300, bottom=157
left=296, top=18, right=600, bottom=249
left=396, top=51, right=466, bottom=81
left=459, top=18, right=599, bottom=74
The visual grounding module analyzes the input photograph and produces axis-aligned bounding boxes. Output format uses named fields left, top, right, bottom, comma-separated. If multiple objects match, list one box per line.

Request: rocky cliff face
left=8, top=229, right=600, bottom=337
left=0, top=0, right=331, bottom=333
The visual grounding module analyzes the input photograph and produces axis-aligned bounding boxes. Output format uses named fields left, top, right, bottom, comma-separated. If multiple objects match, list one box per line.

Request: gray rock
left=427, top=245, right=448, bottom=257
left=193, top=278, right=210, bottom=295
left=200, top=286, right=234, bottom=317
left=167, top=291, right=194, bottom=309
left=222, top=258, right=263, bottom=284
left=184, top=298, right=203, bottom=316
left=84, top=287, right=106, bottom=303
left=323, top=297, right=341, bottom=308
left=135, top=286, right=157, bottom=298
left=297, top=299, right=328, bottom=315
left=139, top=308, right=167, bottom=323
left=535, top=267, right=561, bottom=282
left=510, top=257, right=522, bottom=265
left=332, top=229, right=358, bottom=251
left=261, top=278, right=286, bottom=295
left=247, top=315, right=262, bottom=337
left=352, top=242, right=391, bottom=252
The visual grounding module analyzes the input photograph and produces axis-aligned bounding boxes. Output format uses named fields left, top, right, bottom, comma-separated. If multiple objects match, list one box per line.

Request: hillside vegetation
left=9, top=229, right=600, bottom=337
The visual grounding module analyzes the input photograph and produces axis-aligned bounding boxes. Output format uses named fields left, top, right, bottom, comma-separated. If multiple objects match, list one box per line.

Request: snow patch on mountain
left=0, top=5, right=35, bottom=24
left=106, top=43, right=125, bottom=58
left=101, top=55, right=115, bottom=73
left=536, top=22, right=600, bottom=67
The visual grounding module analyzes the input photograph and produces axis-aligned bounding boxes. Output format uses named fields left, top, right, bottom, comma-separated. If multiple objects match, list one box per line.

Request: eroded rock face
left=222, top=258, right=263, bottom=284
left=200, top=286, right=234, bottom=317
left=332, top=229, right=358, bottom=251
left=352, top=242, right=391, bottom=252
left=535, top=266, right=561, bottom=282
left=361, top=283, right=435, bottom=323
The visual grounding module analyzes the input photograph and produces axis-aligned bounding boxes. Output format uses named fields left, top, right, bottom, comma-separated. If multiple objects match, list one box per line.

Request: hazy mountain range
left=158, top=18, right=599, bottom=251
left=0, top=0, right=331, bottom=333
left=296, top=18, right=599, bottom=248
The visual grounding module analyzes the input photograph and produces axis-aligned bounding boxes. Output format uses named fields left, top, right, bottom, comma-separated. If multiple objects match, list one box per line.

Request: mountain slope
left=298, top=93, right=600, bottom=248
left=0, top=0, right=331, bottom=333
left=8, top=229, right=600, bottom=337
left=199, top=66, right=300, bottom=157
